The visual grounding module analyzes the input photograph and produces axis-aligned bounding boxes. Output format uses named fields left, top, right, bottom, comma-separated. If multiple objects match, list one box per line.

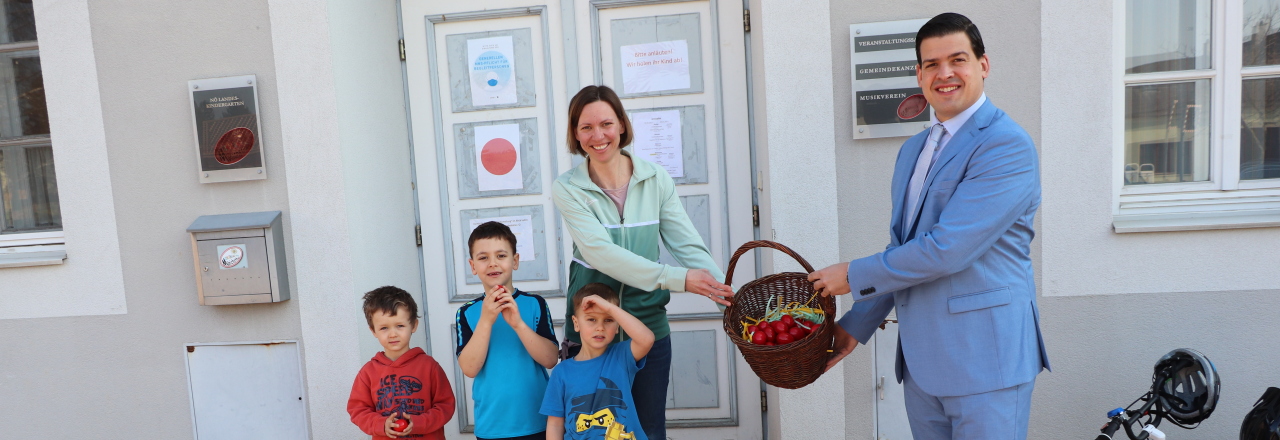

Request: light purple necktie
left=904, top=124, right=946, bottom=232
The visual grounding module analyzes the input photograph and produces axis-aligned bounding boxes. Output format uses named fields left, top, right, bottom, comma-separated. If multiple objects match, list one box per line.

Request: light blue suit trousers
left=837, top=99, right=1049, bottom=439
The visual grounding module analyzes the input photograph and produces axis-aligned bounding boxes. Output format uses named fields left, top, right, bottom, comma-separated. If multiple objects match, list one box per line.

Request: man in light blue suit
left=809, top=13, right=1049, bottom=440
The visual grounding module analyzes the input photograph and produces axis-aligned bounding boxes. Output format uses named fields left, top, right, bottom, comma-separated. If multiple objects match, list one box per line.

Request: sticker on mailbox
left=217, top=244, right=248, bottom=269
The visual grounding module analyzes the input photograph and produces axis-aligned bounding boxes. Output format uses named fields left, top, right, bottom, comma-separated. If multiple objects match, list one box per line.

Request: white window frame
left=1113, top=0, right=1280, bottom=232
left=0, top=14, right=64, bottom=255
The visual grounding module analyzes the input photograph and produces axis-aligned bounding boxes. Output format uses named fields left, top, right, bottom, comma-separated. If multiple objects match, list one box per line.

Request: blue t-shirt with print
left=539, top=340, right=647, bottom=440
left=456, top=289, right=558, bottom=439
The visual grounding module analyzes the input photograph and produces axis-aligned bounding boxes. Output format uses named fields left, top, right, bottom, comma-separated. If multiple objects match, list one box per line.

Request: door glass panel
left=1127, top=0, right=1212, bottom=74
left=1244, top=0, right=1280, bottom=66
left=1124, top=80, right=1212, bottom=185
left=1241, top=77, right=1280, bottom=180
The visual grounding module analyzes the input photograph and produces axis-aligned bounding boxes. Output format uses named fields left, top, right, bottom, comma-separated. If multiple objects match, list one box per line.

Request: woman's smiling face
left=575, top=100, right=626, bottom=162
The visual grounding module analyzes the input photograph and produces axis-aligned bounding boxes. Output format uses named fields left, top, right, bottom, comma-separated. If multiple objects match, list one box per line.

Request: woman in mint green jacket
left=552, top=85, right=733, bottom=439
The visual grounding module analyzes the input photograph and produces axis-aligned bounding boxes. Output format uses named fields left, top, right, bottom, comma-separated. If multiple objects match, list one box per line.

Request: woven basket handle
left=724, top=240, right=817, bottom=286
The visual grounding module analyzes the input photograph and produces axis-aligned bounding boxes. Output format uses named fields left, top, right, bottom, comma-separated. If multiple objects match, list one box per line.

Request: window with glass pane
left=1127, top=0, right=1212, bottom=74
left=1124, top=0, right=1214, bottom=186
left=0, top=0, right=59, bottom=234
left=1124, top=82, right=1212, bottom=184
left=1241, top=0, right=1280, bottom=180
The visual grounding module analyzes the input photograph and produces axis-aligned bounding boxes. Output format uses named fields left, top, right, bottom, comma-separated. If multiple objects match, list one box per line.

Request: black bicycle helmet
left=1241, top=387, right=1280, bottom=440
left=1152, top=348, right=1220, bottom=426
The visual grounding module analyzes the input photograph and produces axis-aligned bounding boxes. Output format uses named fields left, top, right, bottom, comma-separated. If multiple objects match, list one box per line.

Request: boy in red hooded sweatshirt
left=349, top=286, right=455, bottom=439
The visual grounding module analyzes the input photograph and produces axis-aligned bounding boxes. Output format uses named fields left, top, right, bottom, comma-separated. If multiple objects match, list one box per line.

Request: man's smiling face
left=916, top=32, right=989, bottom=122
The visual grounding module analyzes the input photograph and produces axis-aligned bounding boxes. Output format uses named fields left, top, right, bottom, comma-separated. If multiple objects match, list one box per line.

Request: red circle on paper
left=897, top=94, right=928, bottom=120
left=214, top=127, right=255, bottom=165
left=480, top=138, right=518, bottom=175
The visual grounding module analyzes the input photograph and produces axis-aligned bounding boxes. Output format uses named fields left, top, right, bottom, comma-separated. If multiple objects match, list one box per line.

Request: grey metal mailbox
left=187, top=211, right=289, bottom=305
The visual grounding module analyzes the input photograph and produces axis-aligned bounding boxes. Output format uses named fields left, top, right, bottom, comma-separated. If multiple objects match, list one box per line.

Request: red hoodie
left=348, top=347, right=455, bottom=439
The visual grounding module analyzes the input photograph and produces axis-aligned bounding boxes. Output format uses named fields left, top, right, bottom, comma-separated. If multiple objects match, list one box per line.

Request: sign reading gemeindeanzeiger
left=850, top=19, right=932, bottom=139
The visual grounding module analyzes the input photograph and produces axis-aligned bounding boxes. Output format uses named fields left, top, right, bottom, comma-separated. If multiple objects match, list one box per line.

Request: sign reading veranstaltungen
left=850, top=19, right=931, bottom=139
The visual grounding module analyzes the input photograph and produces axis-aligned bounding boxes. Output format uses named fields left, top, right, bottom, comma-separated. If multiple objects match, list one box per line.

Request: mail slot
left=187, top=211, right=289, bottom=305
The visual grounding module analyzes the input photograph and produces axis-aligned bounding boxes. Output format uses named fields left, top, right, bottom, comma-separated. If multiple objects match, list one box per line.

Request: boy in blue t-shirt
left=456, top=221, right=560, bottom=440
left=540, top=283, right=654, bottom=440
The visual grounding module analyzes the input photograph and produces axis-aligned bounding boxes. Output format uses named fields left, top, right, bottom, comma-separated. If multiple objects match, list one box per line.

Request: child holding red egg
left=348, top=286, right=456, bottom=439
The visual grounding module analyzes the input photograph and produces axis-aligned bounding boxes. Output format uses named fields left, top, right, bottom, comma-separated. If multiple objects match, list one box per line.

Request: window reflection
left=1124, top=81, right=1212, bottom=185
left=1241, top=78, right=1280, bottom=180
left=1244, top=0, right=1280, bottom=66
left=1127, top=0, right=1213, bottom=74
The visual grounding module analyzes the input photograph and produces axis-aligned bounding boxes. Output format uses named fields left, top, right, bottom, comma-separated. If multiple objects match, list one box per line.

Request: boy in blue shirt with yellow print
left=540, top=283, right=654, bottom=440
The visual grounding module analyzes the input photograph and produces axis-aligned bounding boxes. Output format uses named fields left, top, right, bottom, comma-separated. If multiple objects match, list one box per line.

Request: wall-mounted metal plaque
left=850, top=19, right=932, bottom=139
left=188, top=75, right=266, bottom=183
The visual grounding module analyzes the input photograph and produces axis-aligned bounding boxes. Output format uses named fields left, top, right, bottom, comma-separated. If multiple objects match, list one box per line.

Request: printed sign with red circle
left=473, top=123, right=524, bottom=191
left=217, top=244, right=248, bottom=270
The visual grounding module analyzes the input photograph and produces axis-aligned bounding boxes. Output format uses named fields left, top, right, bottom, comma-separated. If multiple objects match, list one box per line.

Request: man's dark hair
left=362, top=285, right=420, bottom=329
left=915, top=12, right=985, bottom=65
left=468, top=221, right=517, bottom=257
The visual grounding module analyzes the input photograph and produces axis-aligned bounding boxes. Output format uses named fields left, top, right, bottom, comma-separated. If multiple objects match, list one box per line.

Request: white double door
left=399, top=0, right=759, bottom=438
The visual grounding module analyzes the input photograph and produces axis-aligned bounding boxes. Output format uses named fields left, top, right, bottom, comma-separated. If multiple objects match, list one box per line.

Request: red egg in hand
left=392, top=417, right=409, bottom=433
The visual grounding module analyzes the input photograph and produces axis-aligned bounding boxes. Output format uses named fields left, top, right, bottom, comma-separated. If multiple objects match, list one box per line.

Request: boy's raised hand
left=383, top=412, right=413, bottom=438
left=495, top=285, right=524, bottom=327
left=579, top=295, right=614, bottom=314
left=480, top=284, right=509, bottom=325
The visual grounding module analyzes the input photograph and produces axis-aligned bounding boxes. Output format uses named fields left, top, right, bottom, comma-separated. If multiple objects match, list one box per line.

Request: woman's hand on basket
left=825, top=324, right=859, bottom=372
left=808, top=262, right=852, bottom=296
left=685, top=268, right=734, bottom=306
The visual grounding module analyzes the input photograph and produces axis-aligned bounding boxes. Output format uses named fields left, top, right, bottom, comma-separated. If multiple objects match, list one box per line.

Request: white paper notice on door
left=620, top=40, right=691, bottom=95
left=468, top=36, right=518, bottom=107
left=469, top=215, right=536, bottom=261
left=474, top=123, right=524, bottom=191
left=631, top=110, right=684, bottom=178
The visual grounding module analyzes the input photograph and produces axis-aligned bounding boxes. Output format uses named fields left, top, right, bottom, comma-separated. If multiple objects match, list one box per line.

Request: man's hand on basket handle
left=808, top=262, right=852, bottom=296
left=825, top=324, right=859, bottom=372
left=685, top=268, right=733, bottom=306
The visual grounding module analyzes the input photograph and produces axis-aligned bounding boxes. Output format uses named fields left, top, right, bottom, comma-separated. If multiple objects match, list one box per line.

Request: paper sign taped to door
left=468, top=36, right=519, bottom=107
left=631, top=110, right=684, bottom=177
left=620, top=40, right=691, bottom=94
left=474, top=123, right=524, bottom=191
left=468, top=215, right=536, bottom=261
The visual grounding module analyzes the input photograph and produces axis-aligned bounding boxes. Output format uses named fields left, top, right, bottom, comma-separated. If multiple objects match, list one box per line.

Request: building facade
left=1, top=0, right=1276, bottom=439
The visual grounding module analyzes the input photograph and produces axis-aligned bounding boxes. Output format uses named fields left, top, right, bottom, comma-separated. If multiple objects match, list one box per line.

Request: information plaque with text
left=850, top=19, right=932, bottom=139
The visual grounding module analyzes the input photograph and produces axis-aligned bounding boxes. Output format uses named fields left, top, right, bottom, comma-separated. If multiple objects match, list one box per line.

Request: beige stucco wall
left=0, top=0, right=303, bottom=437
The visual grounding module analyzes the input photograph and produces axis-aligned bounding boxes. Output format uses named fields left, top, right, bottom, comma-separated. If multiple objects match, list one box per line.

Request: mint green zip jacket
left=552, top=151, right=725, bottom=342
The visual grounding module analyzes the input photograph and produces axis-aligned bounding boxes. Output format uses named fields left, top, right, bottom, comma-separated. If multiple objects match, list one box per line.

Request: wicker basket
left=722, top=240, right=836, bottom=389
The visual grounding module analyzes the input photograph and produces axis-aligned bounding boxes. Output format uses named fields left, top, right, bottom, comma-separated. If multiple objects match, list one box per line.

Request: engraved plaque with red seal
left=188, top=75, right=266, bottom=183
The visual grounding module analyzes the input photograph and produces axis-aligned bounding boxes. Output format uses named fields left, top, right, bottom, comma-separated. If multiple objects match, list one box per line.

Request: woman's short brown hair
left=566, top=85, right=633, bottom=156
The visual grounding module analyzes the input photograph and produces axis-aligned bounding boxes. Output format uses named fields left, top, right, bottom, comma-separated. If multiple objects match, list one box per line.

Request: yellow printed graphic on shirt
left=574, top=407, right=617, bottom=432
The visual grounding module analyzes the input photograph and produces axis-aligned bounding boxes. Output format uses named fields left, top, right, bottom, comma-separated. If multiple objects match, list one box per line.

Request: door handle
left=877, top=376, right=885, bottom=400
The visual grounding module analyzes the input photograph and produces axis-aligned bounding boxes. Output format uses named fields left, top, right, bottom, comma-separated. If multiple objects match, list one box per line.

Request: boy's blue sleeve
left=455, top=300, right=480, bottom=356
left=540, top=367, right=567, bottom=417
left=614, top=341, right=645, bottom=376
left=532, top=294, right=558, bottom=345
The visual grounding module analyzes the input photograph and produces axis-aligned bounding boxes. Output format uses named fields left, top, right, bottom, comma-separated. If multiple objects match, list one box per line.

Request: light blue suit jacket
left=838, top=99, right=1050, bottom=397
